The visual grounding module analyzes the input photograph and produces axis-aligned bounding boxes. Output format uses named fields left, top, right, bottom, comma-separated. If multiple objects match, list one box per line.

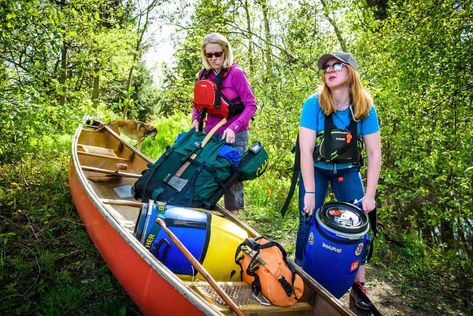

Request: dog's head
left=142, top=123, right=157, bottom=140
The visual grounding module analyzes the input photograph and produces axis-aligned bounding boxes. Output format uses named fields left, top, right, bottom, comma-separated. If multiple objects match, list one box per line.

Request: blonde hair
left=201, top=33, right=234, bottom=70
left=319, top=65, right=373, bottom=120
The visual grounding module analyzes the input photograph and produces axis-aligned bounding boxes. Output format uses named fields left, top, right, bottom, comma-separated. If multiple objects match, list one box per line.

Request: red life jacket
left=193, top=66, right=244, bottom=119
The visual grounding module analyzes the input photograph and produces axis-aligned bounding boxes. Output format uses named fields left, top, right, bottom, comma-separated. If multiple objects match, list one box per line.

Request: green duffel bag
left=132, top=127, right=234, bottom=209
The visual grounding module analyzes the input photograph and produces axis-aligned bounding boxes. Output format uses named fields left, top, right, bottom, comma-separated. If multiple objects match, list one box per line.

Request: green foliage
left=0, top=0, right=472, bottom=314
left=0, top=150, right=137, bottom=315
left=373, top=233, right=473, bottom=313
left=141, top=112, right=191, bottom=159
left=347, top=0, right=473, bottom=258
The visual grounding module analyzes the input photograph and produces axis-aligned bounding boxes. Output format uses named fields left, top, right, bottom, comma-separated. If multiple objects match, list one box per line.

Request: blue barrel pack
left=303, top=202, right=370, bottom=298
left=133, top=202, right=247, bottom=281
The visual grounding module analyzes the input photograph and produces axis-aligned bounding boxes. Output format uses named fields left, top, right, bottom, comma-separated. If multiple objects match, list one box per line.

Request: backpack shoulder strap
left=348, top=103, right=360, bottom=165
left=280, top=134, right=300, bottom=217
left=323, top=113, right=335, bottom=159
left=213, top=67, right=231, bottom=109
left=198, top=68, right=211, bottom=81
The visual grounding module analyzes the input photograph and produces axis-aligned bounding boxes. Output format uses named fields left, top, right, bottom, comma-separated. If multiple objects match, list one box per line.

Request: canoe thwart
left=101, top=198, right=143, bottom=208
left=77, top=150, right=129, bottom=161
left=81, top=165, right=141, bottom=178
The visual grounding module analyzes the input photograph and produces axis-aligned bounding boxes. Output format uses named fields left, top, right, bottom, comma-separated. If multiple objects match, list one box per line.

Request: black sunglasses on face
left=205, top=51, right=224, bottom=58
left=322, top=62, right=345, bottom=73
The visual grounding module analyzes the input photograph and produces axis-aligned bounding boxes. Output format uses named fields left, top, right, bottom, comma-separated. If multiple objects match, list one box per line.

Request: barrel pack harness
left=235, top=237, right=304, bottom=307
left=280, top=104, right=363, bottom=218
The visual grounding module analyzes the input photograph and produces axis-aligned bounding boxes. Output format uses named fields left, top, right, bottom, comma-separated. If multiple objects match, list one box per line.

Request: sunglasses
left=322, top=62, right=345, bottom=73
left=205, top=51, right=224, bottom=58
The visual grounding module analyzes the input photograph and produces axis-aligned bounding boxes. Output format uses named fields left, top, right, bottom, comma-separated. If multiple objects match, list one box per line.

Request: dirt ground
left=338, top=265, right=428, bottom=316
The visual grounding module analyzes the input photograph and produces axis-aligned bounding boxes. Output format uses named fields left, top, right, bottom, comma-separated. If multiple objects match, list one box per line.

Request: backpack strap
left=351, top=282, right=382, bottom=316
left=348, top=106, right=359, bottom=165
left=213, top=69, right=226, bottom=109
left=198, top=68, right=211, bottom=81
left=323, top=114, right=335, bottom=160
left=365, top=208, right=377, bottom=262
left=280, top=135, right=300, bottom=217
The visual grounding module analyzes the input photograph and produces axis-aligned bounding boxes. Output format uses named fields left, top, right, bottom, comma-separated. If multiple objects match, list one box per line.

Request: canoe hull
left=69, top=165, right=205, bottom=316
left=68, top=118, right=353, bottom=316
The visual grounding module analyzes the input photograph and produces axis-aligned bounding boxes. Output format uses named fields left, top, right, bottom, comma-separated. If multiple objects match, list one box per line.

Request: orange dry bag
left=235, top=237, right=304, bottom=307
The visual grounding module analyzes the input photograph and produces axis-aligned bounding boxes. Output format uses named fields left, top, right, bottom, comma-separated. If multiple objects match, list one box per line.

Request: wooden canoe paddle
left=156, top=218, right=244, bottom=316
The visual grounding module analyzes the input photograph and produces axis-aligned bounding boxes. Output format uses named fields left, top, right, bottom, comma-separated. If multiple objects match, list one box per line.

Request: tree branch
left=319, top=0, right=347, bottom=51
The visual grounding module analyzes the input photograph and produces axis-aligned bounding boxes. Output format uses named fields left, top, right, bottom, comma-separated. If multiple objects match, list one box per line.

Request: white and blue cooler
left=303, top=202, right=370, bottom=298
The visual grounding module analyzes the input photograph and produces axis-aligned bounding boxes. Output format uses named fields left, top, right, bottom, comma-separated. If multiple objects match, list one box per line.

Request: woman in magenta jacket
left=192, top=32, right=257, bottom=215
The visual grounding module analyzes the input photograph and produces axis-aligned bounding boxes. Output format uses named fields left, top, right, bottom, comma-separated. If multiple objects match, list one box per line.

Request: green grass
left=0, top=135, right=138, bottom=315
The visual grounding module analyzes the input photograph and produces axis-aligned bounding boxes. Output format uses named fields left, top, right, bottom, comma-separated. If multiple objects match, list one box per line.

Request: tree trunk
left=440, top=218, right=454, bottom=248
left=420, top=223, right=434, bottom=246
left=58, top=38, right=67, bottom=106
left=124, top=0, right=160, bottom=117
left=92, top=61, right=100, bottom=106
left=259, top=0, right=273, bottom=83
left=57, top=0, right=68, bottom=106
left=243, top=0, right=254, bottom=75
left=319, top=0, right=347, bottom=51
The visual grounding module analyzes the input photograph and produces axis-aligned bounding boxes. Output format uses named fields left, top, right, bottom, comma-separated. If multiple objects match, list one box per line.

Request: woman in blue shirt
left=297, top=52, right=381, bottom=310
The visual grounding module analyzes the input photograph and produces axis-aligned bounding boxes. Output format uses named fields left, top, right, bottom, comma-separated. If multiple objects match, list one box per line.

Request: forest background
left=0, top=0, right=471, bottom=315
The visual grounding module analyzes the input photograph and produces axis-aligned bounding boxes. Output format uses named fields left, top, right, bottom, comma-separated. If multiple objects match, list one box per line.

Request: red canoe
left=68, top=118, right=353, bottom=316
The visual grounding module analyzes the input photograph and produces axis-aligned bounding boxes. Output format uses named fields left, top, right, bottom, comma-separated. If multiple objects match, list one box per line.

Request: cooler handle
left=151, top=238, right=171, bottom=263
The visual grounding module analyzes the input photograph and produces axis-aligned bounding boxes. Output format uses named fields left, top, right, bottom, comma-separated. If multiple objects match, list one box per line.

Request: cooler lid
left=318, top=202, right=369, bottom=234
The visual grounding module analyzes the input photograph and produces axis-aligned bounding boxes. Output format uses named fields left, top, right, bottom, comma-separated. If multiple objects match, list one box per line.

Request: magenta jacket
left=192, top=64, right=257, bottom=135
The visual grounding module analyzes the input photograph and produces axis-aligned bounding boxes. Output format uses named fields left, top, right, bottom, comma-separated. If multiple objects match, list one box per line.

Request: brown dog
left=108, top=120, right=157, bottom=147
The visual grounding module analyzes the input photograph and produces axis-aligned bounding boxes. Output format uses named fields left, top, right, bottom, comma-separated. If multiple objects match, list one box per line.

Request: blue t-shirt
left=299, top=93, right=380, bottom=170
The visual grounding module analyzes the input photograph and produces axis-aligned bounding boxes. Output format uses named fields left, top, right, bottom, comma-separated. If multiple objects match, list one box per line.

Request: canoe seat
left=189, top=281, right=313, bottom=314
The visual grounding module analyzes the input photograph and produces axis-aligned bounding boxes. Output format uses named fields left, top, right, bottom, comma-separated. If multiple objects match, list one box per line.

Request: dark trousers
left=224, top=130, right=249, bottom=211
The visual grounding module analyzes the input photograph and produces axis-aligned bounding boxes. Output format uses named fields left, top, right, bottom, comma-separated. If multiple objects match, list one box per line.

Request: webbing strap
left=349, top=112, right=358, bottom=164
left=278, top=276, right=294, bottom=297
left=280, top=135, right=300, bottom=217
left=213, top=70, right=225, bottom=109
left=199, top=68, right=227, bottom=109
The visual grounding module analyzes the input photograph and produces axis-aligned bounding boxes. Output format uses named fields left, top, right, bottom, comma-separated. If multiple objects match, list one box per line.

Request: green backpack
left=204, top=141, right=269, bottom=207
left=132, top=127, right=234, bottom=209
